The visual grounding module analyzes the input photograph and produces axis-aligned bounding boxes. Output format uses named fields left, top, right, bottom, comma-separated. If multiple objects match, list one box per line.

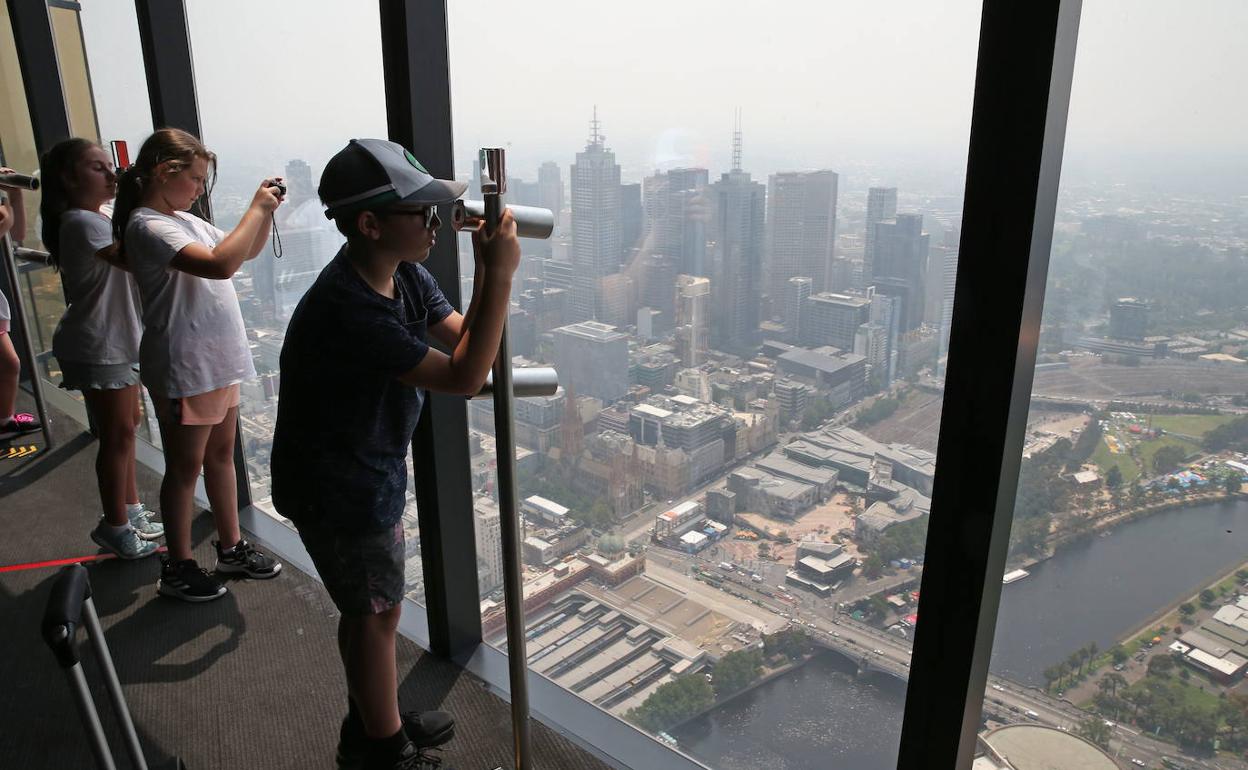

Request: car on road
left=872, top=649, right=883, bottom=655
left=832, top=631, right=840, bottom=637
left=991, top=684, right=1004, bottom=692
left=1024, top=710, right=1039, bottom=719
left=1129, top=760, right=1145, bottom=768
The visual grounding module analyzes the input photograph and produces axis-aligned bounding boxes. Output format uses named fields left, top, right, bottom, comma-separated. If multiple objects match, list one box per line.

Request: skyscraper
left=284, top=160, right=315, bottom=207
left=552, top=321, right=630, bottom=404
left=938, top=249, right=960, bottom=376
left=674, top=275, right=711, bottom=367
left=802, top=292, right=872, bottom=352
left=569, top=108, right=622, bottom=322
left=784, top=277, right=813, bottom=343
left=537, top=161, right=564, bottom=217
left=870, top=213, right=930, bottom=333
left=863, top=186, right=898, bottom=282
left=643, top=167, right=709, bottom=278
left=620, top=182, right=642, bottom=256
left=710, top=121, right=765, bottom=355
left=767, top=169, right=838, bottom=299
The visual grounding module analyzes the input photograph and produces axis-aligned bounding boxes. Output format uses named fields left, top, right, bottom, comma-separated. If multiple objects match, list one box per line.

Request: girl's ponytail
left=38, top=137, right=97, bottom=270
left=111, top=164, right=146, bottom=252
left=112, top=128, right=216, bottom=252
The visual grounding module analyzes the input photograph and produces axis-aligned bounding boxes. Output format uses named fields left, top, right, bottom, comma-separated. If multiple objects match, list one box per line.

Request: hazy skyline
left=76, top=0, right=1247, bottom=197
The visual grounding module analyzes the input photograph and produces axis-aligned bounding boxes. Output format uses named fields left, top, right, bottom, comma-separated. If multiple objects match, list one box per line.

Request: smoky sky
left=79, top=0, right=1246, bottom=195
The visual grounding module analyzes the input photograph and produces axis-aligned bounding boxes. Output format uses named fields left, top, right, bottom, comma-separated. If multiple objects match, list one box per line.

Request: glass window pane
left=977, top=3, right=1248, bottom=768
left=184, top=4, right=398, bottom=544
left=450, top=2, right=983, bottom=766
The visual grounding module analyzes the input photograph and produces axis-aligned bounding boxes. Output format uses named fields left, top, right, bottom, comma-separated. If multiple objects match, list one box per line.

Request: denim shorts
left=59, top=360, right=141, bottom=391
left=291, top=512, right=406, bottom=616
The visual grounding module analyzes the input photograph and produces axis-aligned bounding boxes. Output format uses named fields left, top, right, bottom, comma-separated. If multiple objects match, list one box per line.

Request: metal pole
left=82, top=597, right=147, bottom=770
left=482, top=147, right=532, bottom=770
left=1, top=234, right=53, bottom=448
left=65, top=663, right=117, bottom=770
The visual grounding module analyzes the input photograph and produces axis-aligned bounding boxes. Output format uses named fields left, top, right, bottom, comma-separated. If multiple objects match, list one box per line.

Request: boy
left=271, top=139, right=519, bottom=770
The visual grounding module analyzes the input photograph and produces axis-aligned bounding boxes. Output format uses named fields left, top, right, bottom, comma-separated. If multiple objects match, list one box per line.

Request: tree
left=1087, top=641, right=1099, bottom=668
left=1099, top=672, right=1128, bottom=697
left=1105, top=466, right=1124, bottom=489
left=1042, top=666, right=1060, bottom=693
left=1227, top=474, right=1243, bottom=495
left=1179, top=602, right=1196, bottom=619
left=1076, top=717, right=1112, bottom=749
left=1199, top=588, right=1217, bottom=607
left=757, top=541, right=770, bottom=559
left=625, top=674, right=714, bottom=733
left=1153, top=445, right=1188, bottom=475
left=1110, top=645, right=1129, bottom=666
left=1069, top=651, right=1085, bottom=678
left=712, top=649, right=763, bottom=697
left=1147, top=654, right=1175, bottom=677
left=862, top=554, right=884, bottom=580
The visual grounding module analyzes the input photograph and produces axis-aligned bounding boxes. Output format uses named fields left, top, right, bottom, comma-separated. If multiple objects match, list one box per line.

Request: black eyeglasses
left=382, top=205, right=440, bottom=230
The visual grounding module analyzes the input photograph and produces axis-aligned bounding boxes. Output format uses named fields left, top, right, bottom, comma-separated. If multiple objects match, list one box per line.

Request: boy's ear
left=356, top=210, right=383, bottom=241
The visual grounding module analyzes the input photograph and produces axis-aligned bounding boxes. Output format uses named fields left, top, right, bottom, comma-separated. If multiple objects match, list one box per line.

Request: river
left=673, top=496, right=1248, bottom=769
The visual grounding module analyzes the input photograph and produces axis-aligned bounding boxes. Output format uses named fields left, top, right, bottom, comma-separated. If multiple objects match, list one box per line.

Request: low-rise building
left=1176, top=596, right=1248, bottom=684
left=726, top=467, right=818, bottom=519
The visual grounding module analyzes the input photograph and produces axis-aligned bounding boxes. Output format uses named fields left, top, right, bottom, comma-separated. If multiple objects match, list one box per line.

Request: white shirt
left=51, top=205, right=143, bottom=366
left=126, top=207, right=256, bottom=398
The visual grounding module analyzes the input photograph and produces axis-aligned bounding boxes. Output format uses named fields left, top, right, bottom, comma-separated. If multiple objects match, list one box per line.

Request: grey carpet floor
left=0, top=399, right=612, bottom=770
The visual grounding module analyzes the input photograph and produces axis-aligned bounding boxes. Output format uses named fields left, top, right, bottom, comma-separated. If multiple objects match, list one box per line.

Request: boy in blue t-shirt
left=271, top=139, right=519, bottom=770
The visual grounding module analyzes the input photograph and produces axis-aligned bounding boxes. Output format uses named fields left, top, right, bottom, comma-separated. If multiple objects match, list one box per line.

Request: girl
left=41, top=138, right=162, bottom=559
left=115, top=128, right=283, bottom=602
left=0, top=167, right=43, bottom=441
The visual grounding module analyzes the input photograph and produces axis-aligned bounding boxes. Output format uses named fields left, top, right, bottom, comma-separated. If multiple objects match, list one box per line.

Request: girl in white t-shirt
left=114, top=128, right=284, bottom=602
left=40, top=138, right=162, bottom=560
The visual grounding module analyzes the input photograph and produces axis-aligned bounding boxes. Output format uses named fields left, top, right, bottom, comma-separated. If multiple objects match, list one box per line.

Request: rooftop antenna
left=590, top=105, right=604, bottom=147
left=731, top=108, right=743, bottom=171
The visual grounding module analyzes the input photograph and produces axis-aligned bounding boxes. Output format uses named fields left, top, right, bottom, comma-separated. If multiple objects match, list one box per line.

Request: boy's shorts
left=291, top=511, right=405, bottom=616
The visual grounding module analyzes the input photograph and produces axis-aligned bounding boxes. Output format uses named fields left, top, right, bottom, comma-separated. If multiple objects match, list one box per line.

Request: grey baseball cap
left=319, top=138, right=468, bottom=220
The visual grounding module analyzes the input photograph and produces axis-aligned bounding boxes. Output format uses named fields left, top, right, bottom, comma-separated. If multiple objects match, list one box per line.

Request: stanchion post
left=481, top=147, right=533, bottom=770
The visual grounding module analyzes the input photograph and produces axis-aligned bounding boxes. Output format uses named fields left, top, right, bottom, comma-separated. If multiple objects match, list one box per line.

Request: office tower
left=709, top=120, right=766, bottom=355
left=1109, top=298, right=1149, bottom=341
left=864, top=286, right=900, bottom=384
left=675, top=275, right=711, bottom=367
left=643, top=167, right=709, bottom=278
left=863, top=186, right=897, bottom=281
left=925, top=245, right=956, bottom=326
left=870, top=213, right=930, bottom=332
left=938, top=249, right=959, bottom=375
left=620, top=182, right=642, bottom=256
left=474, top=499, right=504, bottom=596
left=538, top=161, right=564, bottom=216
left=569, top=108, right=622, bottom=322
left=767, top=169, right=838, bottom=299
left=639, top=251, right=678, bottom=329
left=553, top=321, right=629, bottom=404
left=784, top=277, right=813, bottom=343
left=284, top=159, right=315, bottom=206
left=803, top=292, right=872, bottom=352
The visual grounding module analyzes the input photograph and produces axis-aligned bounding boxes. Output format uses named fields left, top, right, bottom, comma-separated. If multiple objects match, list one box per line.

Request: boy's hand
left=472, top=208, right=520, bottom=278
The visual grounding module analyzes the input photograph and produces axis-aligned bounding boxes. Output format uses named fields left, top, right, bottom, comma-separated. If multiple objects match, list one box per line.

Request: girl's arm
left=0, top=168, right=27, bottom=243
left=169, top=181, right=281, bottom=279
left=95, top=243, right=130, bottom=272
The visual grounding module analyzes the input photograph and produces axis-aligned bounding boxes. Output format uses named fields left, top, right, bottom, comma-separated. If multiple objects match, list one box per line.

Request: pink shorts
left=154, top=384, right=241, bottom=426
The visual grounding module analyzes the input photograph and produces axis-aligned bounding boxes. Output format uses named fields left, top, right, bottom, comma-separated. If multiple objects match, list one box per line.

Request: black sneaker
left=214, top=539, right=282, bottom=579
left=338, top=711, right=455, bottom=769
left=363, top=740, right=446, bottom=770
left=157, top=556, right=227, bottom=602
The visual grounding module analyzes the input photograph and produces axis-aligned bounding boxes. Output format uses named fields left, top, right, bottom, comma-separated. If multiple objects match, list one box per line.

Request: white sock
left=107, top=522, right=131, bottom=535
left=126, top=502, right=144, bottom=517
